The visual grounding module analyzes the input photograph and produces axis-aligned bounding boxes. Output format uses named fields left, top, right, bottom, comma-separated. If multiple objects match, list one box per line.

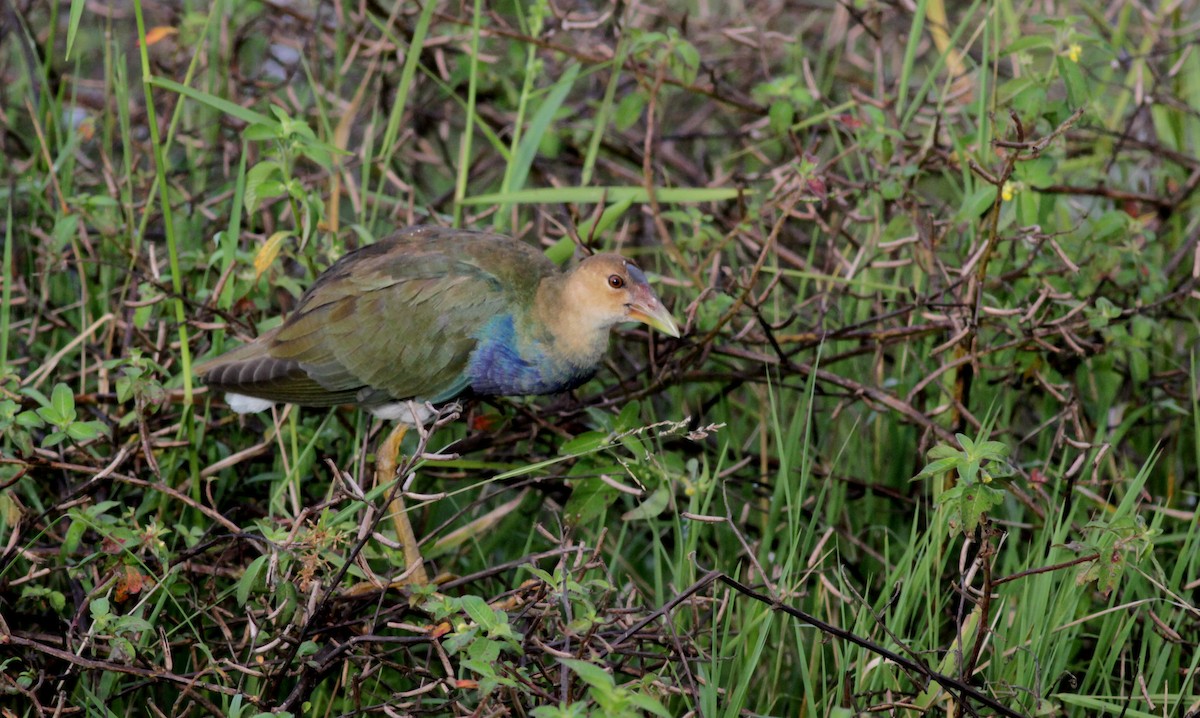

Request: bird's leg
left=375, top=422, right=428, bottom=586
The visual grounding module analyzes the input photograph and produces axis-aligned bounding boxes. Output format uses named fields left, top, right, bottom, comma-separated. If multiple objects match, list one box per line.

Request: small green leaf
left=1056, top=57, right=1089, bottom=109
left=627, top=690, right=672, bottom=718
left=63, top=517, right=87, bottom=557
left=35, top=406, right=63, bottom=426
left=1002, top=35, right=1056, bottom=55
left=614, top=401, right=642, bottom=433
left=443, top=625, right=477, bottom=654
left=114, top=615, right=153, bottom=634
left=916, top=456, right=960, bottom=479
left=42, top=431, right=70, bottom=448
left=560, top=431, right=608, bottom=456
left=619, top=433, right=647, bottom=459
left=621, top=486, right=670, bottom=521
left=563, top=478, right=618, bottom=528
left=243, top=123, right=278, bottom=141
left=49, top=383, right=77, bottom=425
left=148, top=77, right=277, bottom=128
left=244, top=161, right=284, bottom=213
left=976, top=440, right=1009, bottom=460
left=51, top=215, right=81, bottom=251
left=237, top=554, right=269, bottom=606
left=560, top=657, right=615, bottom=690
left=297, top=640, right=320, bottom=657
left=768, top=100, right=794, bottom=135
left=670, top=38, right=700, bottom=84
left=461, top=595, right=499, bottom=631
left=522, top=566, right=558, bottom=587
left=614, top=91, right=646, bottom=131
left=67, top=421, right=108, bottom=442
left=15, top=410, right=44, bottom=429
left=958, top=186, right=998, bottom=219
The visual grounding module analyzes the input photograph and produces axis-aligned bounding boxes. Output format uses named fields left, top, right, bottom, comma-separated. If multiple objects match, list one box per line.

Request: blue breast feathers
left=466, top=315, right=596, bottom=396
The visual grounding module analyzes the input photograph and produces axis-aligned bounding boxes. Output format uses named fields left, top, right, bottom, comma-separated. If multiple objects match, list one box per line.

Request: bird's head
left=563, top=254, right=681, bottom=338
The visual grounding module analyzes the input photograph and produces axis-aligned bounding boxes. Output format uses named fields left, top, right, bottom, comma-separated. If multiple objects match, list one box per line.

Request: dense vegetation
left=2, top=0, right=1198, bottom=716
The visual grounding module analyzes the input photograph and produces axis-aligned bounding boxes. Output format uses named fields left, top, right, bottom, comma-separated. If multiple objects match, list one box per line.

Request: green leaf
left=560, top=431, right=609, bottom=456
left=66, top=421, right=108, bottom=442
left=939, top=482, right=1005, bottom=535
left=460, top=595, right=499, bottom=631
left=0, top=398, right=16, bottom=422
left=461, top=656, right=499, bottom=679
left=563, top=476, right=619, bottom=528
left=237, top=554, right=269, bottom=606
left=614, top=401, right=642, bottom=433
left=927, top=444, right=960, bottom=460
left=614, top=91, right=646, bottom=132
left=15, top=410, right=44, bottom=429
left=1056, top=56, right=1089, bottom=109
left=768, top=100, right=794, bottom=135
left=1002, top=35, right=1056, bottom=55
left=619, top=433, right=648, bottom=459
left=245, top=161, right=285, bottom=213
left=975, top=440, right=1009, bottom=461
left=52, top=214, right=80, bottom=251
left=443, top=625, right=477, bottom=654
left=35, top=405, right=63, bottom=427
left=51, top=383, right=77, bottom=425
left=148, top=77, right=278, bottom=128
left=627, top=691, right=672, bottom=718
left=1010, top=81, right=1047, bottom=119
left=916, top=456, right=960, bottom=479
left=63, top=517, right=87, bottom=557
left=297, top=640, right=320, bottom=657
left=1088, top=210, right=1131, bottom=243
left=621, top=486, right=670, bottom=521
left=243, top=123, right=279, bottom=141
left=561, top=658, right=615, bottom=691
left=958, top=186, right=998, bottom=220
left=114, top=615, right=153, bottom=634
left=523, top=567, right=559, bottom=588
left=42, top=431, right=70, bottom=448
left=670, top=38, right=700, bottom=84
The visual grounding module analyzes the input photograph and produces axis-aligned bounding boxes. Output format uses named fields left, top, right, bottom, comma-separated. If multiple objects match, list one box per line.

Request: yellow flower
left=1067, top=43, right=1082, bottom=62
left=1002, top=181, right=1017, bottom=202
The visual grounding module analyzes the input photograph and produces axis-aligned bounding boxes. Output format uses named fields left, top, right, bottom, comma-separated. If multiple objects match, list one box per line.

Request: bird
left=198, top=225, right=681, bottom=584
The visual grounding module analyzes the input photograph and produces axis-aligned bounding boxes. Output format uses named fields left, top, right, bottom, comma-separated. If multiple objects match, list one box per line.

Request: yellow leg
left=375, top=423, right=428, bottom=586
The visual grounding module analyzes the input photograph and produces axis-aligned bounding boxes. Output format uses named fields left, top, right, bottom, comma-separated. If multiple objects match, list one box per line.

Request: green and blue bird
left=197, top=225, right=681, bottom=415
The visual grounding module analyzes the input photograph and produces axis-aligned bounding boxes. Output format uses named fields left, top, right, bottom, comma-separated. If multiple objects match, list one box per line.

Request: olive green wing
left=269, top=266, right=499, bottom=403
left=198, top=228, right=555, bottom=408
left=267, top=230, right=553, bottom=406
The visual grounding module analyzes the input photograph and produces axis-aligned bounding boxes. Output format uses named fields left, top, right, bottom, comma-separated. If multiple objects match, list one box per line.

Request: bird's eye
left=607, top=274, right=625, bottom=289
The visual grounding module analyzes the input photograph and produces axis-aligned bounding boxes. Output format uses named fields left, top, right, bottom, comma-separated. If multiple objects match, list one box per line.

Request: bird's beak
left=629, top=285, right=681, bottom=338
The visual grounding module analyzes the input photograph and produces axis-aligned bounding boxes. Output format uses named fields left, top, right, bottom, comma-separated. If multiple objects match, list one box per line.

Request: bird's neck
left=532, top=273, right=611, bottom=368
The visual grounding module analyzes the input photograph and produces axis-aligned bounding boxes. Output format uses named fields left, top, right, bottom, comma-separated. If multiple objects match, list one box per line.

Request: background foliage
left=2, top=0, right=1198, bottom=716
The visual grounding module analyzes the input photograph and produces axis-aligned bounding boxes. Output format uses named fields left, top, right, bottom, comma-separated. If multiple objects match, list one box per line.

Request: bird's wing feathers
left=196, top=327, right=364, bottom=406
left=256, top=229, right=552, bottom=405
